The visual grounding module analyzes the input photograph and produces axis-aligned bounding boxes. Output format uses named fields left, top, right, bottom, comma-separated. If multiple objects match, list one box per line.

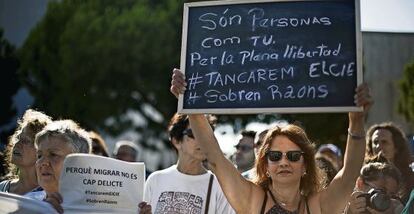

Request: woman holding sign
left=171, top=68, right=372, bottom=214
left=26, top=119, right=91, bottom=213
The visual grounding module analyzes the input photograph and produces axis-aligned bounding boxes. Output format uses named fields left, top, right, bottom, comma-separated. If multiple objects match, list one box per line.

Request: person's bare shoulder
left=307, top=192, right=322, bottom=214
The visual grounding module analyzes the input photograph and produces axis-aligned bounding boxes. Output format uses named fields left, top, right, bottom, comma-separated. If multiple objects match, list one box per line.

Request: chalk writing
left=181, top=0, right=360, bottom=112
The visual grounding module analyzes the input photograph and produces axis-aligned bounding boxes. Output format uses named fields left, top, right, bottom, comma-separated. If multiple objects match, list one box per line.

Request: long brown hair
left=253, top=124, right=323, bottom=196
left=3, top=109, right=52, bottom=179
left=366, top=122, right=414, bottom=198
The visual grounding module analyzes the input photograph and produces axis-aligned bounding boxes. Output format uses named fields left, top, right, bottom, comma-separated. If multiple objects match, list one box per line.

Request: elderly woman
left=366, top=122, right=414, bottom=203
left=25, top=119, right=91, bottom=213
left=0, top=109, right=51, bottom=195
left=170, top=68, right=372, bottom=214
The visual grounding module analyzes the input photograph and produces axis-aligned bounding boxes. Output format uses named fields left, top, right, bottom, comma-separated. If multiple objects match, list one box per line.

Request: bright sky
left=361, top=0, right=414, bottom=33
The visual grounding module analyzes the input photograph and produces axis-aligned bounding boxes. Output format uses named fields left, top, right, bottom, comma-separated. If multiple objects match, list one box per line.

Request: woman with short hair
left=25, top=119, right=91, bottom=213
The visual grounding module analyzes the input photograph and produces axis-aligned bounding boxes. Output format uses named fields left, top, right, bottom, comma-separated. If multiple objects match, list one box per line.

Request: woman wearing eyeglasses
left=170, top=68, right=372, bottom=214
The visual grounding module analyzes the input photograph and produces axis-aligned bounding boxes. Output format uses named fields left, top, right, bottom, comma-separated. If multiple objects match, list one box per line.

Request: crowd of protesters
left=0, top=70, right=413, bottom=213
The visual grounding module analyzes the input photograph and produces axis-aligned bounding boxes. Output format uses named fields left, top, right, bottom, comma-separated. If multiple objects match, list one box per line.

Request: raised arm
left=171, top=69, right=261, bottom=213
left=319, top=83, right=372, bottom=213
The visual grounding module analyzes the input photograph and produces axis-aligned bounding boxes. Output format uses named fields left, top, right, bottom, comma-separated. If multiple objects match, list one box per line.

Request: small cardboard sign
left=59, top=154, right=145, bottom=214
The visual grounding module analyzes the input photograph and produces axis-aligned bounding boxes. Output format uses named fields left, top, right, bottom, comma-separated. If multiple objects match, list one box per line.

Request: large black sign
left=179, top=0, right=362, bottom=114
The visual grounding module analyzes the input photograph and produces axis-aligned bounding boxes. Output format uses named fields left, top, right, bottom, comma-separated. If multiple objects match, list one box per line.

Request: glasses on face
left=364, top=182, right=385, bottom=193
left=182, top=128, right=194, bottom=139
left=16, top=136, right=34, bottom=146
left=235, top=144, right=254, bottom=152
left=266, top=150, right=304, bottom=162
left=364, top=181, right=399, bottom=199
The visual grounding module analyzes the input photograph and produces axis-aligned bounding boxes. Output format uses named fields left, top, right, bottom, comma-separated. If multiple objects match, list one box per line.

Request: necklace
left=279, top=201, right=287, bottom=207
left=268, top=188, right=301, bottom=209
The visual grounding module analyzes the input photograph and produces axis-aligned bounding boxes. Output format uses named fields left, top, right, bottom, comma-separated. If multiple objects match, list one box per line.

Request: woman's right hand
left=138, top=201, right=152, bottom=214
left=170, top=68, right=187, bottom=98
left=44, top=192, right=63, bottom=214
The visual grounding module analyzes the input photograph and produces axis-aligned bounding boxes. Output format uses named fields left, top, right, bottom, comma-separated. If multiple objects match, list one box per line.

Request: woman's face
left=12, top=127, right=37, bottom=168
left=36, top=136, right=74, bottom=193
left=267, top=135, right=306, bottom=185
left=371, top=129, right=396, bottom=161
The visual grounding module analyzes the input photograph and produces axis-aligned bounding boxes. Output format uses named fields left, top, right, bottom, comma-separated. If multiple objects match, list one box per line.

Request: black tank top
left=260, top=188, right=311, bottom=214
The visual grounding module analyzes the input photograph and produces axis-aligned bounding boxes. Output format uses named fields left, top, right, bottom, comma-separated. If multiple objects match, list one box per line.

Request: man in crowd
left=113, top=140, right=139, bottom=162
left=142, top=113, right=234, bottom=214
left=345, top=162, right=404, bottom=214
left=317, top=143, right=343, bottom=171
left=241, top=129, right=268, bottom=180
left=233, top=130, right=256, bottom=175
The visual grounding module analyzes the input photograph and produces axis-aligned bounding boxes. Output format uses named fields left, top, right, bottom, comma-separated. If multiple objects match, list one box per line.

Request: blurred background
left=1, top=0, right=413, bottom=172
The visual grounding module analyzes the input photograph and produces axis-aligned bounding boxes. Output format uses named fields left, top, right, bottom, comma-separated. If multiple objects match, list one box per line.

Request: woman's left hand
left=44, top=192, right=63, bottom=214
left=170, top=68, right=186, bottom=98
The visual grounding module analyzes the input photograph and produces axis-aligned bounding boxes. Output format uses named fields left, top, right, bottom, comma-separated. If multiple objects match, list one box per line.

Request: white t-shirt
left=241, top=168, right=256, bottom=181
left=144, top=165, right=235, bottom=214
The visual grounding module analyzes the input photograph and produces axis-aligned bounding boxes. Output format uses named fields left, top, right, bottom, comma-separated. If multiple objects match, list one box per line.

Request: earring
left=302, top=171, right=307, bottom=177
left=266, top=171, right=270, bottom=177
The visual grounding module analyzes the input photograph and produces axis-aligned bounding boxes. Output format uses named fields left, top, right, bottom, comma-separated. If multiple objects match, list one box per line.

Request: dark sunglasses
left=266, top=150, right=304, bottom=162
left=235, top=144, right=254, bottom=152
left=182, top=128, right=194, bottom=139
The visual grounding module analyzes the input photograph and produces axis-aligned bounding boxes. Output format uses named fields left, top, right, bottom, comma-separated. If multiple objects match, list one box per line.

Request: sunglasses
left=235, top=144, right=254, bottom=152
left=266, top=150, right=304, bottom=162
left=182, top=128, right=194, bottom=139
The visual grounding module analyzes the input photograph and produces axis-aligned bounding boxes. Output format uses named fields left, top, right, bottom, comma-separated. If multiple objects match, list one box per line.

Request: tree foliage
left=0, top=28, right=20, bottom=145
left=19, top=0, right=183, bottom=145
left=398, top=60, right=414, bottom=125
left=283, top=113, right=348, bottom=149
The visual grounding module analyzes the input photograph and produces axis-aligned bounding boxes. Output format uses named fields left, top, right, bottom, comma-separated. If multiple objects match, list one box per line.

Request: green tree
left=0, top=28, right=20, bottom=146
left=19, top=0, right=183, bottom=148
left=283, top=113, right=348, bottom=150
left=398, top=60, right=414, bottom=125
